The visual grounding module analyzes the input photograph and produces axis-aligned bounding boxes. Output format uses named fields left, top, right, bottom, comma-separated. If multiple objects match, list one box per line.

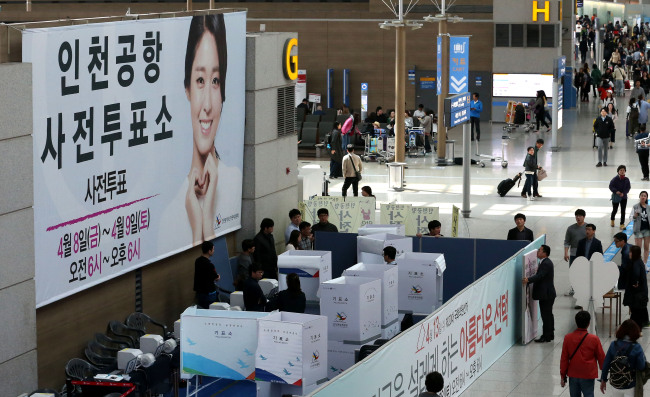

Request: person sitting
left=383, top=246, right=397, bottom=265
left=312, top=104, right=326, bottom=116
left=243, top=262, right=267, bottom=312
left=266, top=273, right=306, bottom=313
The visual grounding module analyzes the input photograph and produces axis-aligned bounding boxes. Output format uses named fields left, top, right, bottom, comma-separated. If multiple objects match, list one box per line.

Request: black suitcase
left=497, top=172, right=522, bottom=197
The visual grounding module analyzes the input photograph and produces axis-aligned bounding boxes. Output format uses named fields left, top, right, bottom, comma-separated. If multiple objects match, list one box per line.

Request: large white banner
left=311, top=255, right=518, bottom=397
left=22, top=12, right=246, bottom=307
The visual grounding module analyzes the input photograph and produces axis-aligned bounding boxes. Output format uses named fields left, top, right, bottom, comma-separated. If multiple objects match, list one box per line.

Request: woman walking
left=631, top=191, right=650, bottom=262
left=609, top=165, right=631, bottom=229
left=624, top=245, right=649, bottom=329
left=606, top=103, right=618, bottom=148
left=599, top=320, right=646, bottom=396
left=534, top=91, right=550, bottom=132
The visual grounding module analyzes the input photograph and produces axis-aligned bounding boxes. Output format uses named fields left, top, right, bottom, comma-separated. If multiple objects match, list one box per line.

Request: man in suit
left=576, top=223, right=603, bottom=260
left=523, top=245, right=556, bottom=343
left=253, top=218, right=278, bottom=280
left=507, top=213, right=534, bottom=241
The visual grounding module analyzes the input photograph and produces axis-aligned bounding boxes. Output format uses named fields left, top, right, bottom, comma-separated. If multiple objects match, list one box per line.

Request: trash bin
left=387, top=162, right=406, bottom=191
left=445, top=140, right=455, bottom=164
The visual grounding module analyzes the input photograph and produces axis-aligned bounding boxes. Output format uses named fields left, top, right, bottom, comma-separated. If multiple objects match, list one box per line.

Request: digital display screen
left=492, top=74, right=553, bottom=98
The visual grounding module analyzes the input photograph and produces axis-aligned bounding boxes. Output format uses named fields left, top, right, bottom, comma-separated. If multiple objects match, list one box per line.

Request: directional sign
left=449, top=37, right=469, bottom=94
left=436, top=37, right=442, bottom=95
left=554, top=56, right=566, bottom=80
left=444, top=92, right=471, bottom=128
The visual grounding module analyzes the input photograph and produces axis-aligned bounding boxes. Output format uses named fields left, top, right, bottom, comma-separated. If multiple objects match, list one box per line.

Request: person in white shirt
left=413, top=104, right=426, bottom=118
left=342, top=144, right=363, bottom=197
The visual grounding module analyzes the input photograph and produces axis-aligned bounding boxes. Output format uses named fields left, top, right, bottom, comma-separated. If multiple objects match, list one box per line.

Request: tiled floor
left=302, top=89, right=650, bottom=395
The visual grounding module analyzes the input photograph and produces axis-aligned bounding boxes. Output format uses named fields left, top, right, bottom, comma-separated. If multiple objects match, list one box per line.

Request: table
left=602, top=290, right=622, bottom=337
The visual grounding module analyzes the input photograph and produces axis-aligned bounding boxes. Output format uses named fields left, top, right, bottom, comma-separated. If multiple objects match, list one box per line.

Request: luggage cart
left=475, top=136, right=509, bottom=168
left=361, top=129, right=386, bottom=162
left=407, top=127, right=426, bottom=157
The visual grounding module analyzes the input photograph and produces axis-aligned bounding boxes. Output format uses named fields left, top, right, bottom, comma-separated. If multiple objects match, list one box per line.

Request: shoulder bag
left=564, top=332, right=589, bottom=381
left=350, top=156, right=362, bottom=181
left=612, top=193, right=623, bottom=204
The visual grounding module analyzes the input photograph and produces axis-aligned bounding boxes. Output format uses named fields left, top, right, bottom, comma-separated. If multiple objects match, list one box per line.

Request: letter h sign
left=532, top=0, right=550, bottom=22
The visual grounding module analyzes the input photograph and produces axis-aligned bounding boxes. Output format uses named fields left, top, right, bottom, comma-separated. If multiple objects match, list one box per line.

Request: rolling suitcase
left=497, top=172, right=522, bottom=197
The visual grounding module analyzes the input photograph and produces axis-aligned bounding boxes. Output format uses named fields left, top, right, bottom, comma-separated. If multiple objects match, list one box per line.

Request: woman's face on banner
left=187, top=31, right=223, bottom=156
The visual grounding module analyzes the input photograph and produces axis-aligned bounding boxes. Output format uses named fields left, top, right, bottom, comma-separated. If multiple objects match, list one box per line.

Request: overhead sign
left=283, top=38, right=298, bottom=80
left=444, top=92, right=471, bottom=128
left=532, top=0, right=550, bottom=22
left=449, top=37, right=469, bottom=94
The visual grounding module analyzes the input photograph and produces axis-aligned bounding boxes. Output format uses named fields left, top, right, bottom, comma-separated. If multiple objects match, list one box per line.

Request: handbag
left=350, top=156, right=362, bottom=181
left=612, top=193, right=623, bottom=203
left=537, top=168, right=548, bottom=181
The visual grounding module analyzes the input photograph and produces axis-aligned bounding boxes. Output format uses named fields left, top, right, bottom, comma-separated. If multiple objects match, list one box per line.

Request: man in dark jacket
left=523, top=245, right=556, bottom=343
left=193, top=241, right=220, bottom=309
left=253, top=218, right=278, bottom=279
left=576, top=223, right=604, bottom=259
left=593, top=107, right=615, bottom=167
left=507, top=213, right=534, bottom=241
left=243, top=262, right=267, bottom=312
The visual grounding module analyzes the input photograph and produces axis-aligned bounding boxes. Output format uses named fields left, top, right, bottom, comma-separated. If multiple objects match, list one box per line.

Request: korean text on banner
left=311, top=255, right=517, bottom=397
left=23, top=13, right=247, bottom=307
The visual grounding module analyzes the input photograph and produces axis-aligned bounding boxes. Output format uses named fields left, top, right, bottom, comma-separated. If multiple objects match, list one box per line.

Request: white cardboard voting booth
left=357, top=224, right=406, bottom=236
left=255, top=312, right=328, bottom=394
left=356, top=233, right=413, bottom=264
left=343, top=263, right=400, bottom=339
left=321, top=276, right=382, bottom=344
left=327, top=339, right=378, bottom=380
left=180, top=307, right=269, bottom=380
left=278, top=250, right=332, bottom=303
left=396, top=252, right=446, bottom=315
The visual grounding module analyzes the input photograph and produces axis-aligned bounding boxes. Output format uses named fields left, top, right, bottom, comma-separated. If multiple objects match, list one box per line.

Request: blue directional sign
left=555, top=56, right=566, bottom=80
left=449, top=37, right=469, bottom=94
left=444, top=92, right=471, bottom=128
left=436, top=37, right=442, bottom=95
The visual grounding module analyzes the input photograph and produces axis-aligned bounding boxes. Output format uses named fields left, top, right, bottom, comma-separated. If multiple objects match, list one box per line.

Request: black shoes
left=534, top=336, right=554, bottom=343
left=596, top=162, right=602, bottom=167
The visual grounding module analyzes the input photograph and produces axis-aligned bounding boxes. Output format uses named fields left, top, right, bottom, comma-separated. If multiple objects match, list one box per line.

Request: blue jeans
left=341, top=134, right=350, bottom=151
left=524, top=173, right=534, bottom=196
left=615, top=79, right=624, bottom=96
left=568, top=377, right=595, bottom=397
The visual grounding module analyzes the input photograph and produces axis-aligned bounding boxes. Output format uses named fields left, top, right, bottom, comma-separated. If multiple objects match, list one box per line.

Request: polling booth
left=308, top=236, right=546, bottom=397
left=278, top=250, right=333, bottom=304
left=356, top=233, right=413, bottom=264
left=396, top=252, right=446, bottom=315
left=255, top=312, right=328, bottom=396
left=342, top=263, right=400, bottom=339
left=321, top=276, right=382, bottom=379
left=180, top=307, right=269, bottom=380
left=357, top=224, right=406, bottom=236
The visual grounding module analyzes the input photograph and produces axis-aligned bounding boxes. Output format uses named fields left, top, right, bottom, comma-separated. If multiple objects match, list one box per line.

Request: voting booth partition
left=321, top=276, right=382, bottom=380
left=316, top=233, right=529, bottom=301
left=357, top=224, right=406, bottom=236
left=342, top=263, right=400, bottom=339
left=308, top=236, right=546, bottom=397
left=356, top=233, right=413, bottom=264
left=277, top=250, right=333, bottom=304
left=396, top=252, right=446, bottom=315
left=180, top=308, right=268, bottom=380
left=255, top=312, right=328, bottom=396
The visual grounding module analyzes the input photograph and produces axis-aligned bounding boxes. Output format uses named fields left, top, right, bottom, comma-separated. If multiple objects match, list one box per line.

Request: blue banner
left=436, top=37, right=442, bottom=95
left=449, top=37, right=469, bottom=94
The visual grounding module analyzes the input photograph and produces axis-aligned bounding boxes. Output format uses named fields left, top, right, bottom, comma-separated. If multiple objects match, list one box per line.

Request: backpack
left=630, top=105, right=640, bottom=121
left=609, top=341, right=636, bottom=389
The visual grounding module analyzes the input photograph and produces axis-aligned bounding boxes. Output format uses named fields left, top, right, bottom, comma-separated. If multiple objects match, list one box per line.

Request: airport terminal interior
left=8, top=0, right=650, bottom=396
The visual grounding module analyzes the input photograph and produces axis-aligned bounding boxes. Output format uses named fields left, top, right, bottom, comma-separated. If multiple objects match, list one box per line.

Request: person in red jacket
left=560, top=311, right=605, bottom=396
